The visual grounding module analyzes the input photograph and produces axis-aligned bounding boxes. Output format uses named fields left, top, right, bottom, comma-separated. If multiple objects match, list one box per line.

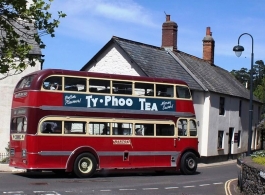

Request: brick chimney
left=162, top=15, right=178, bottom=51
left=203, top=27, right=215, bottom=64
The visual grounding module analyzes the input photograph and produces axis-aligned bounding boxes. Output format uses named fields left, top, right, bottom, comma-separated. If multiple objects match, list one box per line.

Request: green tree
left=0, top=0, right=66, bottom=79
left=253, top=60, right=265, bottom=90
left=231, top=68, right=250, bottom=88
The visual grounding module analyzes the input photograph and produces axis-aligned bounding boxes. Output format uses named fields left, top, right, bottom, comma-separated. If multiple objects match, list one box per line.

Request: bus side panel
left=26, top=135, right=63, bottom=169
left=126, top=138, right=155, bottom=168
left=176, top=100, right=195, bottom=114
left=12, top=91, right=63, bottom=109
left=154, top=137, right=177, bottom=167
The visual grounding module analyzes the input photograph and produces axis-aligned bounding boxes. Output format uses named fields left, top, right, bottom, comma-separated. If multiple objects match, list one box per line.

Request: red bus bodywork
left=9, top=69, right=199, bottom=177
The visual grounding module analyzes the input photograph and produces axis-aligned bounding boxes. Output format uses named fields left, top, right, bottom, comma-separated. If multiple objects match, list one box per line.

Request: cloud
left=52, top=0, right=157, bottom=27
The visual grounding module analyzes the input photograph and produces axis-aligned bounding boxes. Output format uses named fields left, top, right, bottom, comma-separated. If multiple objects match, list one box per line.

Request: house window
left=239, top=100, right=242, bottom=117
left=237, top=131, right=241, bottom=148
left=219, top=97, right=225, bottom=115
left=217, top=131, right=224, bottom=149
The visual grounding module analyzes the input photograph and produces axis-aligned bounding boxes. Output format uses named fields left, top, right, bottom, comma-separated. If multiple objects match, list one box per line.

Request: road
left=0, top=162, right=237, bottom=195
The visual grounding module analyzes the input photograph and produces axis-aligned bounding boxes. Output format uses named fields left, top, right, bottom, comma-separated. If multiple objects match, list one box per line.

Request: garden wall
left=239, top=156, right=265, bottom=195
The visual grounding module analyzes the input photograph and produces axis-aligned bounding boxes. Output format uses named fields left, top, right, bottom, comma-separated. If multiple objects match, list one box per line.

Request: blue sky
left=42, top=0, right=265, bottom=72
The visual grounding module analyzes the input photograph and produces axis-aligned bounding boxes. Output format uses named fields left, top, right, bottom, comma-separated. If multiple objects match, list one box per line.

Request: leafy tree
left=253, top=60, right=265, bottom=89
left=231, top=68, right=250, bottom=88
left=0, top=0, right=66, bottom=79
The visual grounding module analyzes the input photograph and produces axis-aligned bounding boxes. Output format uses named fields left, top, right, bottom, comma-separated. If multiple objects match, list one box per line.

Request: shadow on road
left=13, top=169, right=201, bottom=179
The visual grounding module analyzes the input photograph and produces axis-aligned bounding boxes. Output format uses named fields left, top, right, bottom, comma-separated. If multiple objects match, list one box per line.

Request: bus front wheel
left=74, top=153, right=97, bottom=178
left=180, top=152, right=197, bottom=175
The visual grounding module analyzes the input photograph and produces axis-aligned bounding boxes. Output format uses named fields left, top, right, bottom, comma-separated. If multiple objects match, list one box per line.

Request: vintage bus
left=9, top=69, right=199, bottom=178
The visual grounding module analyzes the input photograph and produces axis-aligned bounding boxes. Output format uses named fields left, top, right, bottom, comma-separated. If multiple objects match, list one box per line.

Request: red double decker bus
left=9, top=69, right=199, bottom=178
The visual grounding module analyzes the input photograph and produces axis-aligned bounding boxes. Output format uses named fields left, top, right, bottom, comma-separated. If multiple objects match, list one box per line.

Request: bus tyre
left=180, top=152, right=197, bottom=175
left=74, top=153, right=97, bottom=178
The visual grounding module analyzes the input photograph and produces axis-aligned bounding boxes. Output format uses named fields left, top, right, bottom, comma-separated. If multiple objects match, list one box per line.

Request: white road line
left=33, top=192, right=60, bottom=195
left=165, top=187, right=179, bottom=189
left=199, top=184, right=210, bottom=186
left=100, top=190, right=111, bottom=192
left=119, top=189, right=136, bottom=191
left=3, top=192, right=24, bottom=194
left=213, top=182, right=223, bottom=185
left=183, top=185, right=195, bottom=188
left=143, top=188, right=159, bottom=190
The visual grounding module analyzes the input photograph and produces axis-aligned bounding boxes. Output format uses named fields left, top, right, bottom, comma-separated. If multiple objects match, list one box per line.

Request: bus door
left=106, top=122, right=134, bottom=168
left=131, top=123, right=157, bottom=168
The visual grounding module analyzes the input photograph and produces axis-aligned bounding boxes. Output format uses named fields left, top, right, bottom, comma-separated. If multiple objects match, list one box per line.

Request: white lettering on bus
left=15, top=92, right=28, bottom=98
left=65, top=95, right=81, bottom=105
left=86, top=95, right=159, bottom=111
left=139, top=98, right=158, bottom=111
left=86, top=96, right=98, bottom=107
left=161, top=101, right=174, bottom=110
left=113, top=139, right=131, bottom=145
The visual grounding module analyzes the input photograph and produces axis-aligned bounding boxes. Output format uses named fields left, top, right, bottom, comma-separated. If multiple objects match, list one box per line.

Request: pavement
left=0, top=160, right=242, bottom=194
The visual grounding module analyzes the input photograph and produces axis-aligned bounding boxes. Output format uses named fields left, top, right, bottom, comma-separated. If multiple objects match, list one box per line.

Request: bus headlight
left=10, top=148, right=15, bottom=156
left=22, top=149, right=27, bottom=157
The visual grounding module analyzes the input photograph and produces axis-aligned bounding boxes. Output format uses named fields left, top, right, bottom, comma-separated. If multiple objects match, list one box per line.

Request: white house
left=80, top=15, right=262, bottom=162
left=0, top=23, right=42, bottom=154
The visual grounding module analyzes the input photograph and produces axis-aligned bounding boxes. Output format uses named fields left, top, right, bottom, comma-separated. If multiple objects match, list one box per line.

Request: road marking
left=199, top=184, right=210, bottom=186
left=165, top=187, right=179, bottom=189
left=33, top=191, right=60, bottom=195
left=213, top=182, right=223, bottom=185
left=100, top=190, right=111, bottom=192
left=183, top=185, right=195, bottom=188
left=225, top=178, right=237, bottom=195
left=119, top=189, right=136, bottom=191
left=143, top=188, right=159, bottom=190
left=3, top=192, right=24, bottom=194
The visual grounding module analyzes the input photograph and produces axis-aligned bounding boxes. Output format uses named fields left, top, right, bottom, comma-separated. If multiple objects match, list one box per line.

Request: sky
left=42, top=0, right=265, bottom=72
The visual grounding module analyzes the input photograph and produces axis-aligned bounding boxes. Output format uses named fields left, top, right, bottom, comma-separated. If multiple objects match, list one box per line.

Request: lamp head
left=233, top=45, right=244, bottom=57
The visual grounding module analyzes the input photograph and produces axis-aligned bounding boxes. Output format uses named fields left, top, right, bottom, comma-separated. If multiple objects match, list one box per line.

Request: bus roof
left=20, top=69, right=189, bottom=86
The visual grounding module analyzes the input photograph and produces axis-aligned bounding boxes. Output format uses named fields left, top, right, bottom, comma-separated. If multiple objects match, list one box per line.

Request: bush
left=0, top=142, right=10, bottom=164
left=251, top=150, right=265, bottom=166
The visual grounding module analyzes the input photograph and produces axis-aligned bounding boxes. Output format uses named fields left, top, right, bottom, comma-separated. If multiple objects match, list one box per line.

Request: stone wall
left=240, top=156, right=265, bottom=195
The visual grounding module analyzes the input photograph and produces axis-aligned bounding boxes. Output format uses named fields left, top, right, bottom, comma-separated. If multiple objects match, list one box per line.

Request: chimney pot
left=206, top=27, right=211, bottom=35
left=166, top=15, right=170, bottom=21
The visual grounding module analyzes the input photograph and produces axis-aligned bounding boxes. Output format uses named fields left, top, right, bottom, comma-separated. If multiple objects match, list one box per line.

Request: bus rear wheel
left=74, top=153, right=97, bottom=178
left=180, top=152, right=197, bottom=175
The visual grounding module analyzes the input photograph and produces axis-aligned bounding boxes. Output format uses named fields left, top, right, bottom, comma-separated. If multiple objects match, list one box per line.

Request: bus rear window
left=16, top=75, right=34, bottom=89
left=11, top=117, right=27, bottom=133
left=176, top=86, right=191, bottom=99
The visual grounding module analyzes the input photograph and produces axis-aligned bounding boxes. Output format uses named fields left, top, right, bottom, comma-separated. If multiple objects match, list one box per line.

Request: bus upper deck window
left=156, top=84, right=174, bottom=97
left=16, top=75, right=34, bottom=89
left=89, top=79, right=111, bottom=94
left=134, top=83, right=154, bottom=96
left=112, top=81, right=132, bottom=95
left=176, top=86, right=191, bottom=99
left=65, top=77, right=86, bottom=92
left=43, top=76, right=62, bottom=90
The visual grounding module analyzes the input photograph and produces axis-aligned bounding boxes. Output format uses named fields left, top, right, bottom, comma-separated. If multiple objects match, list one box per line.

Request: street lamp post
left=233, top=33, right=254, bottom=156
